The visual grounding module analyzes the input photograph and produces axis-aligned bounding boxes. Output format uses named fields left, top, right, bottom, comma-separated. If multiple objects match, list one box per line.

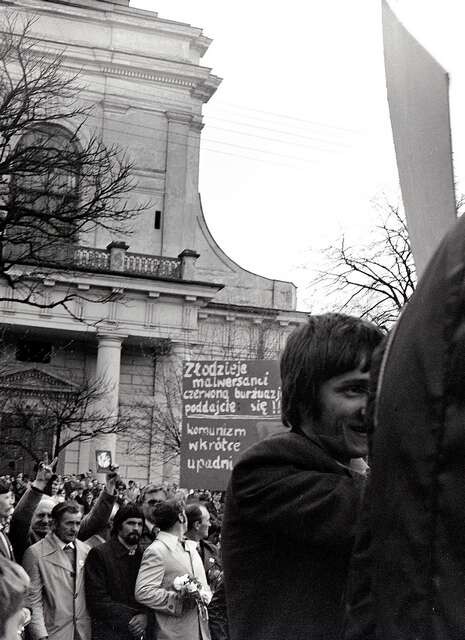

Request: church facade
left=0, top=0, right=307, bottom=484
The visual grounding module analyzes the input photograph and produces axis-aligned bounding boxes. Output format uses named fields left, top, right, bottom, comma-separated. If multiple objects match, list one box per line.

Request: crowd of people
left=0, top=301, right=460, bottom=640
left=0, top=458, right=227, bottom=640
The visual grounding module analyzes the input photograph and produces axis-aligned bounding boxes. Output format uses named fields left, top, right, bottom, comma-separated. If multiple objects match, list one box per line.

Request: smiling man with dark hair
left=221, top=313, right=384, bottom=640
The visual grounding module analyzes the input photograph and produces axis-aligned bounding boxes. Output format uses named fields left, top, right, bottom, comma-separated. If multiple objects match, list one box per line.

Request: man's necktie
left=63, top=544, right=75, bottom=571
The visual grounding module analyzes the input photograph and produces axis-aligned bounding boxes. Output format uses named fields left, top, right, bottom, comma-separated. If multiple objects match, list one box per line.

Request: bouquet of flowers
left=173, top=574, right=210, bottom=619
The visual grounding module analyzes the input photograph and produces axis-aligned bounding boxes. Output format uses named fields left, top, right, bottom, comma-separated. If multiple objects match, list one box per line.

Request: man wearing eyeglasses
left=139, top=485, right=169, bottom=551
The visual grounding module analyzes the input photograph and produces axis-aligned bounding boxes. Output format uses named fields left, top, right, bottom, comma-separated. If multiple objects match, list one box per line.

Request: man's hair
left=0, top=478, right=11, bottom=495
left=139, top=483, right=168, bottom=504
left=111, top=503, right=144, bottom=536
left=185, top=503, right=203, bottom=531
left=34, top=496, right=56, bottom=515
left=152, top=499, right=184, bottom=532
left=50, top=501, right=81, bottom=523
left=0, top=556, right=29, bottom=636
left=281, top=313, right=384, bottom=429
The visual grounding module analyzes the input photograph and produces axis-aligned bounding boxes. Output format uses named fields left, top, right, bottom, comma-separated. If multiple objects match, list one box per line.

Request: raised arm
left=9, top=462, right=54, bottom=562
left=78, top=471, right=117, bottom=541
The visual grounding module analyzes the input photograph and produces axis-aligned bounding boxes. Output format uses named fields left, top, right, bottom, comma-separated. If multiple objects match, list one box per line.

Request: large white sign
left=383, top=0, right=457, bottom=278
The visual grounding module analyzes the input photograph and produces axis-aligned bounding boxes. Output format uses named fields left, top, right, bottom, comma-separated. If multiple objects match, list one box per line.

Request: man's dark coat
left=198, top=538, right=222, bottom=590
left=222, top=430, right=365, bottom=640
left=84, top=537, right=151, bottom=640
left=345, top=213, right=465, bottom=640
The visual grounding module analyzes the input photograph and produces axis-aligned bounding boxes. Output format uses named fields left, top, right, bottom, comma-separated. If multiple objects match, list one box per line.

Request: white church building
left=0, top=0, right=307, bottom=484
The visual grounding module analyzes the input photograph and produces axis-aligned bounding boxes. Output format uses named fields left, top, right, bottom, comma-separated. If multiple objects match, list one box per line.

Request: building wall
left=0, top=0, right=309, bottom=483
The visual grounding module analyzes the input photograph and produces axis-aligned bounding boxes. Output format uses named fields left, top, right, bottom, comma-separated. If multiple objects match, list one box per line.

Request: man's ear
left=194, top=519, right=201, bottom=531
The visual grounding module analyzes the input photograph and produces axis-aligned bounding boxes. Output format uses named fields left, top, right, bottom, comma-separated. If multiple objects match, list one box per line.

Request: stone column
left=88, top=333, right=126, bottom=476
left=160, top=341, right=193, bottom=483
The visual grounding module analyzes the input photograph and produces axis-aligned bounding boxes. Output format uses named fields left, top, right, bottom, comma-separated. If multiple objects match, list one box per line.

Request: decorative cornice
left=100, top=64, right=198, bottom=88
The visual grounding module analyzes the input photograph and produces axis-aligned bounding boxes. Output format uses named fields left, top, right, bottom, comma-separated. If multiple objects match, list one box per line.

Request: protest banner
left=383, top=0, right=457, bottom=277
left=95, top=449, right=112, bottom=473
left=180, top=359, right=284, bottom=489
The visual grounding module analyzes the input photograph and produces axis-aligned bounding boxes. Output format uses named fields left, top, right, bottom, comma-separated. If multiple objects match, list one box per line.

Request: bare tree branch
left=0, top=373, right=133, bottom=461
left=309, top=199, right=416, bottom=329
left=0, top=13, right=147, bottom=312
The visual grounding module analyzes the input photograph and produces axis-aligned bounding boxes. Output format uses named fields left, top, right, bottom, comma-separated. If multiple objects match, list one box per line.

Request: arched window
left=9, top=125, right=80, bottom=257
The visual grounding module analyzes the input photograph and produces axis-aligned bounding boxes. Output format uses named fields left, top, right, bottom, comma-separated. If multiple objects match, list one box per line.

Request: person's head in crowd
left=116, top=481, right=127, bottom=502
left=280, top=313, right=383, bottom=461
left=198, top=490, right=212, bottom=503
left=31, top=496, right=56, bottom=538
left=0, top=556, right=30, bottom=640
left=186, top=491, right=200, bottom=505
left=49, top=478, right=60, bottom=496
left=111, top=503, right=144, bottom=547
left=81, top=489, right=94, bottom=513
left=151, top=499, right=186, bottom=535
left=50, top=501, right=82, bottom=544
left=0, top=479, right=14, bottom=524
left=64, top=479, right=83, bottom=501
left=185, top=503, right=211, bottom=542
left=140, top=483, right=168, bottom=524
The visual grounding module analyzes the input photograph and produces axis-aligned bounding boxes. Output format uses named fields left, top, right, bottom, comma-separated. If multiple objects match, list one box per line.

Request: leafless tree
left=0, top=375, right=133, bottom=464
left=0, top=13, right=145, bottom=311
left=310, top=201, right=416, bottom=329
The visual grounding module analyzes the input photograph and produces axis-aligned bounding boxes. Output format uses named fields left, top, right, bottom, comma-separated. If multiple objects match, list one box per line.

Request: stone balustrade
left=73, top=245, right=183, bottom=279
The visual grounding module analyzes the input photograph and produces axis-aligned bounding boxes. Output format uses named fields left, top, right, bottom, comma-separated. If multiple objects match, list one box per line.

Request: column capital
left=96, top=332, right=128, bottom=345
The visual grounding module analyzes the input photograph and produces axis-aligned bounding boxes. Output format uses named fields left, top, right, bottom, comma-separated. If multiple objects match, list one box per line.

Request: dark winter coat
left=222, top=430, right=366, bottom=640
left=345, top=212, right=465, bottom=640
left=84, top=537, right=151, bottom=640
left=198, top=539, right=222, bottom=591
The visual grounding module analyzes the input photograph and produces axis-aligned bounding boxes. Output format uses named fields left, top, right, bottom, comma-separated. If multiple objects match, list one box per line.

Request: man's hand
left=32, top=458, right=57, bottom=492
left=128, top=613, right=147, bottom=637
left=180, top=590, right=199, bottom=610
left=105, top=466, right=120, bottom=495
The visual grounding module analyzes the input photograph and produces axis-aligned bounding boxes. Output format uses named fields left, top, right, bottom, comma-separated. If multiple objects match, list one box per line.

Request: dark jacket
left=139, top=521, right=157, bottom=552
left=345, top=212, right=465, bottom=640
left=84, top=537, right=151, bottom=640
left=198, top=539, right=222, bottom=591
left=222, top=430, right=365, bottom=640
left=209, top=581, right=229, bottom=640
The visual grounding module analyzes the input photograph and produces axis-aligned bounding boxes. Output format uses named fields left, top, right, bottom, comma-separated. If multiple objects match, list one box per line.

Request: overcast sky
left=130, top=0, right=465, bottom=311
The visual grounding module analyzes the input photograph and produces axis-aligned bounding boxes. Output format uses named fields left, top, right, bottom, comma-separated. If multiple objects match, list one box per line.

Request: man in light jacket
left=135, top=499, right=211, bottom=640
left=22, top=501, right=91, bottom=640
